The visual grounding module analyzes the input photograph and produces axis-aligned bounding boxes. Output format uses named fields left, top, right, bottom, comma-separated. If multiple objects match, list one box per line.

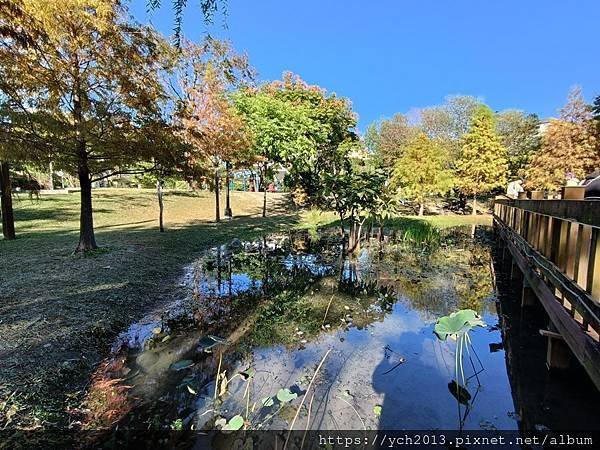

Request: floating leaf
left=434, top=309, right=485, bottom=341
left=152, top=327, right=162, bottom=335
left=276, top=388, right=297, bottom=403
left=198, top=335, right=227, bottom=352
left=240, top=367, right=256, bottom=380
left=170, top=359, right=194, bottom=371
left=222, top=414, right=244, bottom=431
left=373, top=404, right=382, bottom=417
left=260, top=396, right=274, bottom=407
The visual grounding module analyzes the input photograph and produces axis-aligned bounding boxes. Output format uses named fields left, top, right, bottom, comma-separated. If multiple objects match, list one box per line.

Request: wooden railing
left=494, top=199, right=600, bottom=344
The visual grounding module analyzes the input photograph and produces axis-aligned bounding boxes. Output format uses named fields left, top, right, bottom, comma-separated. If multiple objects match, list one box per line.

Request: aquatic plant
left=398, top=221, right=441, bottom=248
left=434, top=309, right=485, bottom=429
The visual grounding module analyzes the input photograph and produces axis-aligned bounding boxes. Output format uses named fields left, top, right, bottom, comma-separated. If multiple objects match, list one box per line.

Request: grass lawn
left=0, top=188, right=491, bottom=428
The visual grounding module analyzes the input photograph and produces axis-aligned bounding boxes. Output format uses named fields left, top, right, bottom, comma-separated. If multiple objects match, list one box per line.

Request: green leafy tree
left=392, top=133, right=454, bottom=216
left=321, top=166, right=389, bottom=253
left=525, top=86, right=599, bottom=191
left=496, top=110, right=541, bottom=178
left=456, top=105, right=508, bottom=215
left=233, top=87, right=318, bottom=216
left=262, top=72, right=357, bottom=202
left=0, top=0, right=175, bottom=251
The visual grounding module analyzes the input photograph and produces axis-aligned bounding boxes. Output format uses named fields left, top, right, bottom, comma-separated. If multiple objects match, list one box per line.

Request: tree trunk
left=214, top=166, right=220, bottom=223
left=75, top=158, right=97, bottom=252
left=261, top=163, right=267, bottom=218
left=157, top=180, right=164, bottom=232
left=48, top=161, right=54, bottom=190
left=347, top=220, right=363, bottom=255
left=418, top=202, right=424, bottom=216
left=0, top=161, right=16, bottom=240
left=472, top=195, right=477, bottom=216
left=224, top=161, right=232, bottom=219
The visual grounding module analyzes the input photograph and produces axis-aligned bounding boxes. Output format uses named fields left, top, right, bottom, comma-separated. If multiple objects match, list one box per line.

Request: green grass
left=0, top=189, right=491, bottom=429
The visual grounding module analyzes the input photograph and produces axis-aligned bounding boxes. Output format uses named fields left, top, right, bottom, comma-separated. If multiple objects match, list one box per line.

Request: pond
left=92, top=225, right=599, bottom=442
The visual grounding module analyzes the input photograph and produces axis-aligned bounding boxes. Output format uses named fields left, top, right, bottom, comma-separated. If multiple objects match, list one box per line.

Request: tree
left=0, top=0, right=174, bottom=251
left=392, top=133, right=454, bottom=216
left=591, top=94, right=600, bottom=138
left=456, top=105, right=508, bottom=215
left=321, top=166, right=389, bottom=253
left=260, top=72, right=357, bottom=203
left=419, top=95, right=483, bottom=158
left=0, top=160, right=15, bottom=240
left=525, top=86, right=599, bottom=191
left=496, top=110, right=541, bottom=179
left=147, top=0, right=226, bottom=45
left=234, top=74, right=348, bottom=217
left=178, top=65, right=251, bottom=222
left=365, top=113, right=418, bottom=168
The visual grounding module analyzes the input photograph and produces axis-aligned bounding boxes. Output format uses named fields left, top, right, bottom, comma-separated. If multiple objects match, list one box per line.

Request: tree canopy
left=525, top=86, right=598, bottom=191
left=455, top=105, right=507, bottom=213
left=496, top=110, right=541, bottom=179
left=0, top=0, right=176, bottom=250
left=392, top=133, right=454, bottom=216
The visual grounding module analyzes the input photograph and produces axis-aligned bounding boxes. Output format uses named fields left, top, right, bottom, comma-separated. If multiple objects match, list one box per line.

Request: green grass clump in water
left=398, top=221, right=441, bottom=248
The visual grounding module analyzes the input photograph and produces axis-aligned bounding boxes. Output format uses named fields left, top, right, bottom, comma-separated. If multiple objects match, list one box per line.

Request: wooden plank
left=576, top=225, right=592, bottom=293
left=499, top=225, right=600, bottom=390
left=495, top=199, right=600, bottom=227
left=558, top=220, right=569, bottom=272
left=590, top=229, right=600, bottom=304
left=540, top=329, right=564, bottom=340
left=545, top=216, right=554, bottom=259
left=506, top=224, right=600, bottom=331
left=566, top=222, right=579, bottom=280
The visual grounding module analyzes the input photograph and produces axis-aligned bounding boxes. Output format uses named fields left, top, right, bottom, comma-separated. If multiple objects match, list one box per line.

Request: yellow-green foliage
left=456, top=106, right=508, bottom=196
left=525, top=87, right=599, bottom=191
left=392, top=133, right=454, bottom=210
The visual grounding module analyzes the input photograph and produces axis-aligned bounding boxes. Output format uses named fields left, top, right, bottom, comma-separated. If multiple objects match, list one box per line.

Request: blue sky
left=131, top=0, right=600, bottom=131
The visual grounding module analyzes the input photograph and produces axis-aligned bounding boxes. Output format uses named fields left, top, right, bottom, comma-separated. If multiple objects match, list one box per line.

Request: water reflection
left=104, top=226, right=523, bottom=435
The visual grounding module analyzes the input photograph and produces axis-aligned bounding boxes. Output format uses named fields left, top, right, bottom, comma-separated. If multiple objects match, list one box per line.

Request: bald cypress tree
left=456, top=105, right=508, bottom=215
left=525, top=87, right=598, bottom=191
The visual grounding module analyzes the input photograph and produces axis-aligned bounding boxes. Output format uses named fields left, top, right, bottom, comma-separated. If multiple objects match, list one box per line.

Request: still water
left=105, top=226, right=599, bottom=436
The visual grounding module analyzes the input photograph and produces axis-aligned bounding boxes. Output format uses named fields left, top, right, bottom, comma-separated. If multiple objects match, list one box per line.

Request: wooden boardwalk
left=494, top=198, right=600, bottom=390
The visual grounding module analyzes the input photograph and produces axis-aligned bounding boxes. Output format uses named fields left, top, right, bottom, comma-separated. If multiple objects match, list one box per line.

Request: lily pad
left=434, top=309, right=485, bottom=341
left=170, top=359, right=194, bottom=371
left=198, top=335, right=227, bottom=352
left=373, top=404, right=382, bottom=417
left=222, top=414, right=244, bottom=431
left=276, top=388, right=298, bottom=403
left=240, top=367, right=256, bottom=380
